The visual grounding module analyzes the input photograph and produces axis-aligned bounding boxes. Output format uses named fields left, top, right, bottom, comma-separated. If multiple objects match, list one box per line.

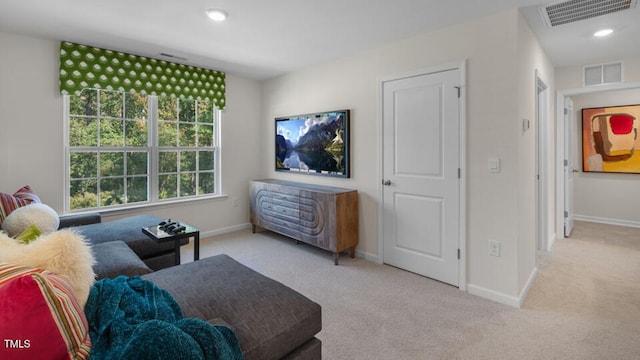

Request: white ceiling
left=1, top=0, right=638, bottom=79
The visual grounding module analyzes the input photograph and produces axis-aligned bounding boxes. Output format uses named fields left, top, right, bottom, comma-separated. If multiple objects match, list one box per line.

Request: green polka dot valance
left=59, top=41, right=226, bottom=109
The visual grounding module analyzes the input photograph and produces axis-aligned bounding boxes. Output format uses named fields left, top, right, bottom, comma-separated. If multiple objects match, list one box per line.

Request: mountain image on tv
left=276, top=110, right=349, bottom=176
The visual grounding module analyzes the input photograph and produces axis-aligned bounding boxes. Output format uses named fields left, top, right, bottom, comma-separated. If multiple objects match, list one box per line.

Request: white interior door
left=564, top=97, right=575, bottom=237
left=382, top=68, right=460, bottom=286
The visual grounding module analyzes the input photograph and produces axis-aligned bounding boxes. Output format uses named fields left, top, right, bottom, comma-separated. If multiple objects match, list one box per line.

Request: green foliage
left=68, top=89, right=216, bottom=210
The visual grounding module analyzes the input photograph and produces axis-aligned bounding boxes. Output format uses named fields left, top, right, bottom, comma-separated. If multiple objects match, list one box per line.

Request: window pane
left=159, top=151, right=177, bottom=173
left=70, top=117, right=98, bottom=146
left=70, top=179, right=97, bottom=210
left=158, top=97, right=177, bottom=120
left=127, top=176, right=148, bottom=203
left=100, top=91, right=123, bottom=118
left=158, top=121, right=178, bottom=147
left=180, top=173, right=196, bottom=196
left=197, top=101, right=213, bottom=123
left=124, top=93, right=147, bottom=120
left=100, top=178, right=124, bottom=206
left=125, top=119, right=148, bottom=146
left=199, top=151, right=214, bottom=171
left=100, top=152, right=124, bottom=177
left=180, top=151, right=196, bottom=172
left=197, top=124, right=214, bottom=147
left=70, top=152, right=97, bottom=179
left=127, top=152, right=148, bottom=175
left=100, top=119, right=124, bottom=146
left=199, top=172, right=214, bottom=194
left=69, top=89, right=97, bottom=116
left=159, top=174, right=177, bottom=199
left=179, top=99, right=196, bottom=122
left=179, top=123, right=196, bottom=147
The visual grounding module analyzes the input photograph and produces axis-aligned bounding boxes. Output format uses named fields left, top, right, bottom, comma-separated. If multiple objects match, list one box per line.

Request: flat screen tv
left=275, top=109, right=350, bottom=178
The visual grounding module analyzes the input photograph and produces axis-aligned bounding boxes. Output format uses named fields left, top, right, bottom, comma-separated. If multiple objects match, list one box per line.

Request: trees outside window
left=66, top=89, right=219, bottom=211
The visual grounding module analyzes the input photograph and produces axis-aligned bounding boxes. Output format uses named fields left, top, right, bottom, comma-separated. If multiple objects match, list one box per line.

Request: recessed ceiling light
left=206, top=9, right=228, bottom=22
left=594, top=29, right=613, bottom=37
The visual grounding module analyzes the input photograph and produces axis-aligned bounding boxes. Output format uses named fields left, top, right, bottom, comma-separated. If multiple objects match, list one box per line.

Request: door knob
left=382, top=179, right=391, bottom=186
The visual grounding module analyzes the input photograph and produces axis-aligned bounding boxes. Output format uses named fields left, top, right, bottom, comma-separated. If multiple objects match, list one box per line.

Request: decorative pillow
left=0, top=230, right=96, bottom=307
left=14, top=224, right=42, bottom=244
left=0, top=185, right=41, bottom=225
left=0, top=263, right=92, bottom=360
left=2, top=203, right=60, bottom=237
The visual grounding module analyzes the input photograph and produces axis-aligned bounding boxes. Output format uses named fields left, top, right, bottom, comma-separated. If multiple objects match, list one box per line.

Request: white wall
left=262, top=8, right=551, bottom=304
left=556, top=56, right=640, bottom=227
left=0, top=31, right=263, bottom=236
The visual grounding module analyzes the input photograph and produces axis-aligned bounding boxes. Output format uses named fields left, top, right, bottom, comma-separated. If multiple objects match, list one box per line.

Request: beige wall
left=0, top=31, right=263, bottom=236
left=556, top=56, right=640, bottom=227
left=516, top=12, right=555, bottom=300
left=262, top=8, right=552, bottom=305
left=569, top=88, right=640, bottom=225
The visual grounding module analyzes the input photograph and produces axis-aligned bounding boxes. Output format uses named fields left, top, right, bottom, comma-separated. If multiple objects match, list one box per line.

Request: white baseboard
left=467, top=284, right=521, bottom=308
left=200, top=223, right=252, bottom=239
left=518, top=266, right=538, bottom=308
left=574, top=215, right=640, bottom=228
left=356, top=249, right=379, bottom=263
left=467, top=265, right=538, bottom=308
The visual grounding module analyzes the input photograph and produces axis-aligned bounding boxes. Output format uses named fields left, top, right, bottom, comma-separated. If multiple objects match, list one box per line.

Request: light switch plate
left=489, top=157, right=500, bottom=173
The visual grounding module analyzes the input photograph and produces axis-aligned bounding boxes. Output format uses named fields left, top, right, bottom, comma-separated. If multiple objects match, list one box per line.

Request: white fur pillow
left=1, top=203, right=60, bottom=237
left=0, top=229, right=96, bottom=307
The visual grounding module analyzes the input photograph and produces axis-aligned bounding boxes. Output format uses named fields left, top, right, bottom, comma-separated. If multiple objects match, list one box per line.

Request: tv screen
left=275, top=109, right=350, bottom=178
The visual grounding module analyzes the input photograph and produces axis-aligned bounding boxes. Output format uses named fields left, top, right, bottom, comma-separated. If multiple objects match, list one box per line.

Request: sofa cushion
left=92, top=241, right=153, bottom=279
left=143, top=254, right=322, bottom=360
left=0, top=185, right=41, bottom=225
left=71, top=214, right=187, bottom=260
left=0, top=263, right=92, bottom=360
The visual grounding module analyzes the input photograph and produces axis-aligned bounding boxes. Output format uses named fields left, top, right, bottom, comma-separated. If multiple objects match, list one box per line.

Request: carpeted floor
left=179, top=220, right=640, bottom=359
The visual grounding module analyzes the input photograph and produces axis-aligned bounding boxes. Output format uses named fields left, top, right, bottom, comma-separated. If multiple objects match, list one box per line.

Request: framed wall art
left=582, top=104, right=640, bottom=173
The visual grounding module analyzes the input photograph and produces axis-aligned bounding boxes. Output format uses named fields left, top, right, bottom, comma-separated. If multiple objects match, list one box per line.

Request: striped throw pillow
left=0, top=186, right=41, bottom=225
left=0, top=263, right=91, bottom=360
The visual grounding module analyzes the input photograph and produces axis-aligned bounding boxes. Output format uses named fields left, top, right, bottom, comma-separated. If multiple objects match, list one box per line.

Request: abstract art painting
left=582, top=104, right=640, bottom=173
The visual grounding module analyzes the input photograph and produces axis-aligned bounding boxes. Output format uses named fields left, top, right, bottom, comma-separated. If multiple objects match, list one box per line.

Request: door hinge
left=564, top=159, right=568, bottom=166
left=458, top=168, right=461, bottom=178
left=564, top=211, right=568, bottom=218
left=564, top=108, right=568, bottom=115
left=454, top=86, right=461, bottom=98
left=457, top=249, right=461, bottom=260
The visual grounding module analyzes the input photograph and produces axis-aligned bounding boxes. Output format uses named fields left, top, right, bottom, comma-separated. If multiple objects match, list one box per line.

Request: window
left=65, top=89, right=220, bottom=211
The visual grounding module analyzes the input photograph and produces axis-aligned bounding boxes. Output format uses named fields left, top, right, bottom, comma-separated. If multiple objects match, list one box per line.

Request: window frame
left=63, top=91, right=222, bottom=214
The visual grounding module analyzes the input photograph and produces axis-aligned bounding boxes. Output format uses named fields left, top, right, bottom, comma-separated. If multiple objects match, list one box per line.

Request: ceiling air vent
left=540, top=0, right=637, bottom=28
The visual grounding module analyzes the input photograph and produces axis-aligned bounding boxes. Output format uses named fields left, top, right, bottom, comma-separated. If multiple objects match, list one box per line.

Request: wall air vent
left=583, top=61, right=624, bottom=87
left=540, top=0, right=637, bottom=28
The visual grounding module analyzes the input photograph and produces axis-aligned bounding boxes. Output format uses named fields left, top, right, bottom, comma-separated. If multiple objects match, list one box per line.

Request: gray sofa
left=59, top=213, right=322, bottom=360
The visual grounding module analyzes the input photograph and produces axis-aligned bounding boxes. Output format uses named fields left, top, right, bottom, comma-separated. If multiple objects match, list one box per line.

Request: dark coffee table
left=142, top=221, right=200, bottom=265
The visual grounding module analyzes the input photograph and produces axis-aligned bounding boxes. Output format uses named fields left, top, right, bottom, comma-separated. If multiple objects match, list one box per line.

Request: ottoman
left=143, top=254, right=322, bottom=360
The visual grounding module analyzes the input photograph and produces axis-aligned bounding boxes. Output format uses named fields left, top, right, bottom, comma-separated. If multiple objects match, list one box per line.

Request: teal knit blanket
left=84, top=276, right=243, bottom=360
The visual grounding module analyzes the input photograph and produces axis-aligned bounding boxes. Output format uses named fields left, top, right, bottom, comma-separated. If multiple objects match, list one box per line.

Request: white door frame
left=555, top=81, right=640, bottom=239
left=536, top=73, right=550, bottom=252
left=377, top=60, right=467, bottom=291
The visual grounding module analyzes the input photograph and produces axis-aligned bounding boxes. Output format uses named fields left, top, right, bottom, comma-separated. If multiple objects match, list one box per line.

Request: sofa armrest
left=58, top=213, right=102, bottom=228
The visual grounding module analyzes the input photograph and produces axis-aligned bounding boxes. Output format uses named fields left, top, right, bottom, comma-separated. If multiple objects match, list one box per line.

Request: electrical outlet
left=232, top=197, right=239, bottom=207
left=488, top=240, right=501, bottom=257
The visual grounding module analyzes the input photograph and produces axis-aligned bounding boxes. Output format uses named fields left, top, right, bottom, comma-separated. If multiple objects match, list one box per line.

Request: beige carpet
left=179, top=221, right=640, bottom=359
